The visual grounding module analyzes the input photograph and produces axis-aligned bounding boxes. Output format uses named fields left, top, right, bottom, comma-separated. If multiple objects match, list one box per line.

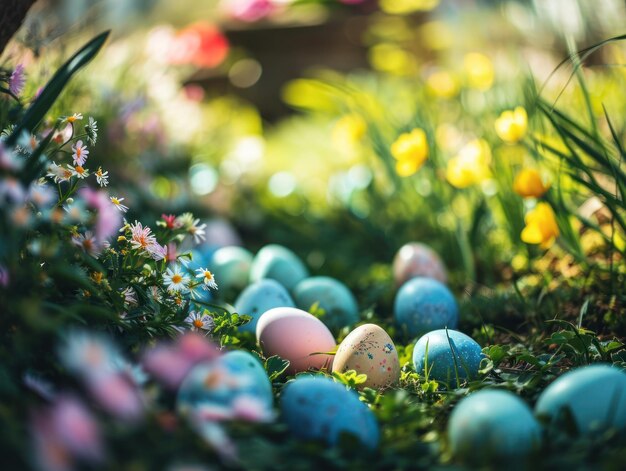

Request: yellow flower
left=332, top=114, right=367, bottom=147
left=495, top=106, right=527, bottom=143
left=426, top=70, right=459, bottom=99
left=463, top=53, right=494, bottom=91
left=521, top=202, right=559, bottom=249
left=391, top=128, right=429, bottom=177
left=446, top=139, right=491, bottom=188
left=514, top=169, right=550, bottom=198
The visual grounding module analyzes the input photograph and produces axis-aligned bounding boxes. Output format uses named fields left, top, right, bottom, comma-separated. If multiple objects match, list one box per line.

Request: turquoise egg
left=177, top=350, right=273, bottom=418
left=448, top=389, right=541, bottom=463
left=394, top=277, right=458, bottom=337
left=234, top=280, right=295, bottom=333
left=280, top=376, right=379, bottom=448
left=535, top=364, right=626, bottom=435
left=412, top=329, right=483, bottom=388
left=249, top=245, right=308, bottom=291
left=292, top=277, right=359, bottom=330
left=208, top=246, right=254, bottom=294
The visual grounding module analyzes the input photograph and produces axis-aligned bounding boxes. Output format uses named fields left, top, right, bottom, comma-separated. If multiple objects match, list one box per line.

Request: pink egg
left=256, top=307, right=335, bottom=374
left=392, top=242, right=447, bottom=286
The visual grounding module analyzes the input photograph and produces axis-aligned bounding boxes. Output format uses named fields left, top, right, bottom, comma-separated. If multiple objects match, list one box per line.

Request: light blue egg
left=249, top=245, right=308, bottom=291
left=394, top=277, right=458, bottom=337
left=292, top=277, right=359, bottom=330
left=280, top=376, right=379, bottom=448
left=208, top=246, right=253, bottom=294
left=535, top=364, right=626, bottom=435
left=235, top=280, right=296, bottom=333
left=177, top=350, right=273, bottom=418
left=412, top=329, right=483, bottom=388
left=448, top=389, right=541, bottom=462
left=186, top=249, right=210, bottom=273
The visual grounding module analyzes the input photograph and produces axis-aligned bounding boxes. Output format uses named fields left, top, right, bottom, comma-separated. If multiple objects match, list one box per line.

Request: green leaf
left=265, top=355, right=290, bottom=381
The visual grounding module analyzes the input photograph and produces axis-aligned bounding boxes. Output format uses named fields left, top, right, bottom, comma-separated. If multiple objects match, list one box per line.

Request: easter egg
left=292, top=277, right=359, bottom=330
left=448, top=389, right=541, bottom=462
left=177, top=350, right=273, bottom=420
left=208, top=246, right=253, bottom=294
left=393, top=242, right=447, bottom=286
left=394, top=277, right=458, bottom=337
left=535, top=364, right=626, bottom=435
left=234, top=279, right=296, bottom=333
left=280, top=376, right=379, bottom=448
left=332, top=324, right=400, bottom=389
left=412, top=329, right=483, bottom=388
left=256, top=307, right=335, bottom=374
left=249, top=244, right=308, bottom=291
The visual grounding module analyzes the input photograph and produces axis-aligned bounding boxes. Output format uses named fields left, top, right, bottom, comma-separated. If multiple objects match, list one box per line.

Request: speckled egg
left=280, top=376, right=379, bottom=448
left=292, top=277, right=359, bottom=330
left=535, top=364, right=626, bottom=435
left=394, top=277, right=458, bottom=337
left=208, top=246, right=253, bottom=294
left=412, top=329, right=483, bottom=388
left=448, top=389, right=541, bottom=463
left=249, top=244, right=309, bottom=291
left=177, top=350, right=273, bottom=419
left=256, top=307, right=335, bottom=374
left=235, top=279, right=296, bottom=333
left=332, top=324, right=400, bottom=389
left=393, top=242, right=448, bottom=286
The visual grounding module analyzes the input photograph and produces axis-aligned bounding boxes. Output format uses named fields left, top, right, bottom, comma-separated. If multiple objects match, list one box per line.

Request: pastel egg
left=280, top=376, right=379, bottom=448
left=535, top=364, right=626, bottom=435
left=393, top=242, right=447, bottom=286
left=394, top=277, right=458, bottom=337
left=249, top=244, right=309, bottom=291
left=292, top=277, right=359, bottom=330
left=448, top=389, right=541, bottom=463
left=256, top=307, right=335, bottom=374
left=177, top=350, right=273, bottom=420
left=412, top=329, right=483, bottom=388
left=332, top=324, right=400, bottom=389
left=208, top=246, right=254, bottom=294
left=234, top=280, right=296, bottom=333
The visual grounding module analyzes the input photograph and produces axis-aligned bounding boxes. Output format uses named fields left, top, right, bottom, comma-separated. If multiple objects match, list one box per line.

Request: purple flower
left=9, top=64, right=25, bottom=96
left=79, top=187, right=123, bottom=244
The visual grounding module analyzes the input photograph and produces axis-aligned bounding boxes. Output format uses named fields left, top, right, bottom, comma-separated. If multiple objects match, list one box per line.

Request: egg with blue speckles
left=235, top=279, right=295, bottom=333
left=208, top=246, right=253, bottom=294
left=393, top=242, right=448, bottom=286
left=412, top=329, right=483, bottom=388
left=293, top=277, right=359, bottom=330
left=256, top=307, right=335, bottom=374
left=332, top=324, right=400, bottom=389
left=448, top=389, right=541, bottom=463
left=177, top=350, right=273, bottom=421
left=394, top=277, right=458, bottom=336
left=535, top=364, right=626, bottom=435
left=249, top=245, right=308, bottom=291
left=280, top=376, right=379, bottom=448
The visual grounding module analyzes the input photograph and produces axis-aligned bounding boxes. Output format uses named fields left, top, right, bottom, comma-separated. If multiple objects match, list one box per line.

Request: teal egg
left=234, top=280, right=296, bottom=333
left=249, top=245, right=308, bottom=291
left=208, top=246, right=253, bottom=294
left=535, top=364, right=626, bottom=435
left=448, top=389, right=541, bottom=463
left=412, top=329, right=483, bottom=388
left=292, top=276, right=359, bottom=330
left=280, top=376, right=379, bottom=448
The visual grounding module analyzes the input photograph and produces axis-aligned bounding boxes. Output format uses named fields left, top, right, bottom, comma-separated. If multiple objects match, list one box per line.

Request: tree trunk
left=0, top=0, right=37, bottom=55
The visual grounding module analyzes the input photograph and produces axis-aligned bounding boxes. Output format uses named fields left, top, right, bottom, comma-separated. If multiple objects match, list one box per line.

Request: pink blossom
left=9, top=64, right=26, bottom=96
left=50, top=396, right=104, bottom=461
left=0, top=264, right=9, bottom=288
left=79, top=187, right=122, bottom=244
left=166, top=242, right=177, bottom=263
left=147, top=242, right=168, bottom=261
left=86, top=373, right=144, bottom=422
left=222, top=0, right=276, bottom=22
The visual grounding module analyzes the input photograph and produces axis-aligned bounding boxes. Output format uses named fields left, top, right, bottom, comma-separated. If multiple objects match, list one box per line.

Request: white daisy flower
left=85, top=117, right=98, bottom=145
left=185, top=311, right=215, bottom=332
left=70, top=164, right=89, bottom=179
left=120, top=286, right=138, bottom=307
left=195, top=267, right=218, bottom=290
left=63, top=113, right=83, bottom=124
left=163, top=265, right=190, bottom=293
left=95, top=167, right=109, bottom=187
left=71, top=140, right=89, bottom=166
left=110, top=196, right=128, bottom=213
left=46, top=162, right=73, bottom=183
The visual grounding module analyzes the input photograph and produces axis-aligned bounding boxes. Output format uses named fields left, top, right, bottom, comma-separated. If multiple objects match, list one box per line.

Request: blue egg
left=448, top=389, right=541, bottom=462
left=208, top=246, right=253, bottom=294
left=394, top=277, right=458, bottom=337
left=412, top=329, right=483, bottom=388
left=235, top=280, right=296, bottom=333
left=292, top=277, right=359, bottom=330
left=249, top=245, right=309, bottom=291
left=535, top=364, right=626, bottom=435
left=177, top=350, right=273, bottom=419
left=186, top=249, right=210, bottom=273
left=280, top=376, right=379, bottom=448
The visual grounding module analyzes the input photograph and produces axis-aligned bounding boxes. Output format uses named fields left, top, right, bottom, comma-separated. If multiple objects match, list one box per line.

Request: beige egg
left=332, top=324, right=400, bottom=389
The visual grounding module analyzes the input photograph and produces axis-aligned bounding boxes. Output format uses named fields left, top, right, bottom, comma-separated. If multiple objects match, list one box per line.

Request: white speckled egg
left=249, top=245, right=309, bottom=291
left=234, top=279, right=295, bottom=333
left=256, top=307, right=335, bottom=374
left=393, top=242, right=447, bottom=286
left=332, top=324, right=400, bottom=389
